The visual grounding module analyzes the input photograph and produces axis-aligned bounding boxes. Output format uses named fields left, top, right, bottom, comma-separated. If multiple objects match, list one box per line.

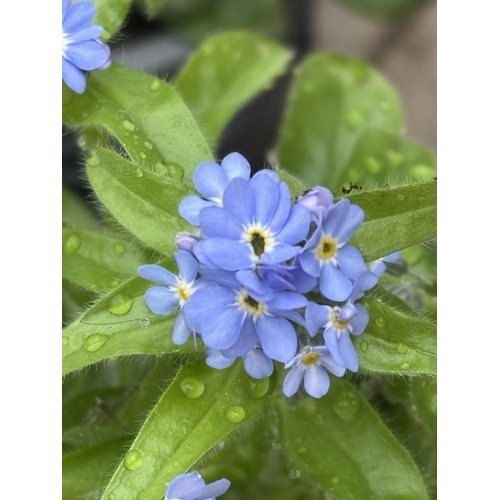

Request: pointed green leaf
left=100, top=359, right=276, bottom=500
left=62, top=228, right=149, bottom=292
left=275, top=378, right=429, bottom=500
left=63, top=63, right=213, bottom=179
left=355, top=286, right=436, bottom=374
left=337, top=129, right=436, bottom=188
left=93, top=0, right=131, bottom=40
left=277, top=53, right=404, bottom=193
left=348, top=180, right=437, bottom=261
left=62, top=256, right=196, bottom=375
left=85, top=147, right=195, bottom=254
left=175, top=32, right=293, bottom=143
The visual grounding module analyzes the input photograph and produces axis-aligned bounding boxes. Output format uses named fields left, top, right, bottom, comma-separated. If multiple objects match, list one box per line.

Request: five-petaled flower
left=165, top=471, right=230, bottom=500
left=62, top=0, right=111, bottom=94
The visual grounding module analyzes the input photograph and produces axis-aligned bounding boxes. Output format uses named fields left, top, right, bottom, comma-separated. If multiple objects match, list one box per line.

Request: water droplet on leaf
left=365, top=157, right=381, bottom=173
left=62, top=336, right=69, bottom=346
left=107, top=294, right=133, bottom=315
left=375, top=316, right=387, bottom=328
left=332, top=389, right=361, bottom=420
left=140, top=318, right=150, bottom=328
left=346, top=109, right=368, bottom=130
left=360, top=340, right=369, bottom=352
left=289, top=469, right=301, bottom=479
left=87, top=156, right=100, bottom=166
left=63, top=234, right=81, bottom=255
left=396, top=343, right=409, bottom=354
left=180, top=377, right=205, bottom=398
left=400, top=362, right=411, bottom=369
left=297, top=447, right=307, bottom=454
left=174, top=121, right=181, bottom=128
left=149, top=79, right=161, bottom=91
left=114, top=243, right=125, bottom=255
left=165, top=162, right=184, bottom=181
left=101, top=29, right=111, bottom=40
left=248, top=377, right=269, bottom=399
left=122, top=120, right=136, bottom=132
left=225, top=406, right=246, bottom=423
left=123, top=450, right=143, bottom=470
left=144, top=141, right=153, bottom=150
left=135, top=167, right=144, bottom=178
left=83, top=334, right=109, bottom=352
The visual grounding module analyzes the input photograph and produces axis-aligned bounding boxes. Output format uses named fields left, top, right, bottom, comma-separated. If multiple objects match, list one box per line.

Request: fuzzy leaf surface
left=92, top=0, right=131, bottom=39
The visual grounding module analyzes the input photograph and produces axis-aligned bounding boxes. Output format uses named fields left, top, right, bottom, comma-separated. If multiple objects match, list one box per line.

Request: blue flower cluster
left=139, top=153, right=386, bottom=398
left=165, top=471, right=230, bottom=500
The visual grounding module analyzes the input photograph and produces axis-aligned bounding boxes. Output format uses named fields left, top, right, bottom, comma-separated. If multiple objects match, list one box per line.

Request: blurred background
left=63, top=0, right=436, bottom=193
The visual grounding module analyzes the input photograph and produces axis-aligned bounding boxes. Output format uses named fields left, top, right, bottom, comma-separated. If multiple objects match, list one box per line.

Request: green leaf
left=175, top=32, right=293, bottom=144
left=277, top=53, right=404, bottom=193
left=62, top=186, right=98, bottom=229
left=62, top=256, right=196, bottom=375
left=337, top=129, right=436, bottom=189
left=63, top=63, right=213, bottom=180
left=100, top=358, right=276, bottom=500
left=275, top=378, right=429, bottom=500
left=355, top=286, right=437, bottom=374
left=337, top=0, right=427, bottom=21
left=348, top=180, right=437, bottom=261
left=410, top=377, right=437, bottom=438
left=92, top=0, right=131, bottom=40
left=62, top=228, right=149, bottom=292
left=85, top=147, right=195, bottom=254
left=135, top=0, right=169, bottom=18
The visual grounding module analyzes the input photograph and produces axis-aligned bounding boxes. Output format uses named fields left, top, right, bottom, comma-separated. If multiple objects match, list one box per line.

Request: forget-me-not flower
left=283, top=346, right=345, bottom=398
left=369, top=251, right=402, bottom=277
left=179, top=153, right=251, bottom=226
left=138, top=251, right=200, bottom=345
left=62, top=0, right=111, bottom=94
left=165, top=471, right=230, bottom=500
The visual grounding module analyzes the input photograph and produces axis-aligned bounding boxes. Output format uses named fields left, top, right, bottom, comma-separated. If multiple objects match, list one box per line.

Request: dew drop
left=400, top=362, right=411, bottom=369
left=297, top=447, right=307, bottom=454
left=62, top=336, right=69, bottom=346
left=375, top=316, right=387, bottom=328
left=332, top=389, right=361, bottom=421
left=396, top=343, right=409, bottom=354
left=109, top=494, right=117, bottom=500
left=140, top=152, right=147, bottom=159
left=174, top=121, right=181, bottom=127
left=114, top=243, right=125, bottom=255
left=122, top=120, right=136, bottom=132
left=289, top=469, right=301, bottom=479
left=63, top=233, right=81, bottom=255
left=107, top=294, right=133, bottom=315
left=165, top=162, right=184, bottom=181
left=365, top=157, right=381, bottom=173
left=248, top=377, right=269, bottom=399
left=397, top=194, right=405, bottom=200
left=123, top=450, right=143, bottom=471
left=135, top=167, right=144, bottom=178
left=87, top=156, right=100, bottom=166
left=140, top=318, right=150, bottom=328
left=360, top=340, right=369, bottom=352
left=101, top=29, right=111, bottom=40
left=225, top=405, right=246, bottom=423
left=144, top=141, right=153, bottom=150
left=386, top=150, right=403, bottom=168
left=180, top=377, right=205, bottom=399
left=149, top=79, right=161, bottom=91
left=331, top=477, right=339, bottom=484
left=83, top=334, right=109, bottom=352
left=346, top=109, right=368, bottom=130
left=82, top=110, right=89, bottom=118
left=271, top=441, right=282, bottom=450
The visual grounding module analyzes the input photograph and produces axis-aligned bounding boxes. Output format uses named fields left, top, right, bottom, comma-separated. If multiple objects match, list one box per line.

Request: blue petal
left=350, top=304, right=369, bottom=335
left=283, top=365, right=304, bottom=397
left=268, top=308, right=306, bottom=326
left=298, top=252, right=321, bottom=277
left=251, top=173, right=280, bottom=226
left=235, top=270, right=274, bottom=301
left=336, top=245, right=368, bottom=280
left=175, top=250, right=199, bottom=283
left=350, top=270, right=378, bottom=300
left=319, top=352, right=346, bottom=377
left=62, top=57, right=86, bottom=93
left=222, top=177, right=254, bottom=225
left=206, top=349, right=236, bottom=370
left=173, top=313, right=191, bottom=345
left=202, top=305, right=245, bottom=350
left=268, top=182, right=292, bottom=234
left=66, top=25, right=102, bottom=43
left=179, top=196, right=214, bottom=226
left=65, top=40, right=110, bottom=70
left=199, top=267, right=240, bottom=289
left=338, top=333, right=359, bottom=371
left=252, top=169, right=280, bottom=184
left=63, top=0, right=71, bottom=17
left=243, top=348, right=274, bottom=379
left=193, top=161, right=228, bottom=199
left=288, top=264, right=318, bottom=293
left=63, top=1, right=96, bottom=34
left=323, top=328, right=346, bottom=367
left=199, top=206, right=242, bottom=240
left=304, top=364, right=330, bottom=398
left=195, top=238, right=253, bottom=271
left=192, top=240, right=219, bottom=268
left=221, top=152, right=251, bottom=181
left=305, top=302, right=330, bottom=336
left=255, top=316, right=297, bottom=363
left=335, top=204, right=364, bottom=244
left=144, top=287, right=179, bottom=315
left=166, top=472, right=204, bottom=500
left=220, top=318, right=258, bottom=357
left=322, top=199, right=351, bottom=237
left=266, top=290, right=307, bottom=310
left=275, top=204, right=311, bottom=245
left=259, top=243, right=299, bottom=265
left=197, top=478, right=231, bottom=499
left=319, top=263, right=353, bottom=301
left=138, top=264, right=177, bottom=286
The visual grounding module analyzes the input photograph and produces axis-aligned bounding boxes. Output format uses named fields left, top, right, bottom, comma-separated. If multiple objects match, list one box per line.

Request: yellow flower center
left=237, top=291, right=267, bottom=317
left=301, top=353, right=320, bottom=366
left=317, top=235, right=337, bottom=260
left=331, top=311, right=349, bottom=330
left=244, top=226, right=273, bottom=257
left=177, top=283, right=191, bottom=304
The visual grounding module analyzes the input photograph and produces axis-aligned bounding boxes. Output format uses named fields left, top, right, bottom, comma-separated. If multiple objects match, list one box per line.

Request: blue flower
left=297, top=198, right=367, bottom=302
left=283, top=346, right=345, bottom=398
left=369, top=251, right=402, bottom=277
left=193, top=172, right=310, bottom=278
left=305, top=271, right=378, bottom=371
left=62, top=0, right=111, bottom=94
left=179, top=153, right=251, bottom=226
left=165, top=471, right=230, bottom=500
left=138, top=251, right=200, bottom=345
left=206, top=344, right=274, bottom=379
left=183, top=276, right=306, bottom=363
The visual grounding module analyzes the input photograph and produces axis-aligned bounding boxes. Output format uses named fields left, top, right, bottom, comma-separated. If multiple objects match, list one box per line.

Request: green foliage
left=93, top=0, right=131, bottom=40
